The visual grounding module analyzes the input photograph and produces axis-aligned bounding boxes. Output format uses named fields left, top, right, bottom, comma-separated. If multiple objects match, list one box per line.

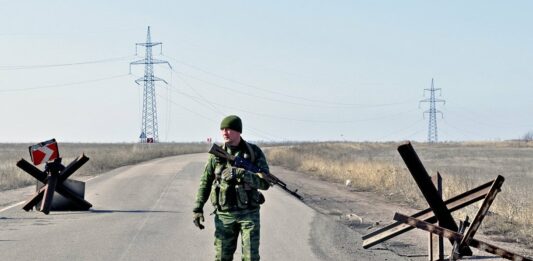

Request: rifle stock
left=208, top=144, right=303, bottom=200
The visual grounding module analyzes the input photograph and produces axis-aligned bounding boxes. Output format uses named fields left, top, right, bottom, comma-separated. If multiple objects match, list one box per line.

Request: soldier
left=193, top=115, right=270, bottom=261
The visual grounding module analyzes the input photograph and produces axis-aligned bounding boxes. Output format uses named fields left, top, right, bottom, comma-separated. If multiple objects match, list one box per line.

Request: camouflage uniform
left=194, top=139, right=270, bottom=261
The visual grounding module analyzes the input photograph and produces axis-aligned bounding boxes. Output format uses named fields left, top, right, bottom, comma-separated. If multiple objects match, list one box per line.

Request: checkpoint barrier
left=16, top=139, right=92, bottom=215
left=363, top=141, right=532, bottom=261
left=36, top=179, right=87, bottom=211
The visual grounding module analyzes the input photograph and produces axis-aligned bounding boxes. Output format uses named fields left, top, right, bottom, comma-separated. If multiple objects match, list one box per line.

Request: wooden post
left=429, top=173, right=444, bottom=260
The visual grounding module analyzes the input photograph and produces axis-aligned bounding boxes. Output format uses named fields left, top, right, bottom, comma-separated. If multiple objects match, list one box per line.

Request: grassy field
left=0, top=142, right=209, bottom=191
left=265, top=141, right=533, bottom=246
left=2, top=141, right=531, bottom=246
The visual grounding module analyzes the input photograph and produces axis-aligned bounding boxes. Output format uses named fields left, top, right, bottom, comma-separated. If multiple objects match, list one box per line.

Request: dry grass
left=265, top=141, right=533, bottom=246
left=0, top=142, right=208, bottom=191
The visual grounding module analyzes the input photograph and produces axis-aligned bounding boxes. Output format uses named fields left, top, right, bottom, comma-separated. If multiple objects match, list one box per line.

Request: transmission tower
left=419, top=78, right=445, bottom=143
left=130, top=26, right=172, bottom=143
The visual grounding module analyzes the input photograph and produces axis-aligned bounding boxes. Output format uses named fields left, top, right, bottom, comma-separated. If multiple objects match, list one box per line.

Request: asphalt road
left=0, top=153, right=331, bottom=261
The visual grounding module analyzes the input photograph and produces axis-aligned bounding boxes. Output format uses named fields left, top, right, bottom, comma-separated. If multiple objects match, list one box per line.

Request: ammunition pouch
left=211, top=147, right=264, bottom=212
left=249, top=190, right=265, bottom=207
left=236, top=185, right=249, bottom=209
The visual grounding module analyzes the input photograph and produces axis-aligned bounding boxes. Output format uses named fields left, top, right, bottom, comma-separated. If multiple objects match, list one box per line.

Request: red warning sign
left=29, top=139, right=60, bottom=165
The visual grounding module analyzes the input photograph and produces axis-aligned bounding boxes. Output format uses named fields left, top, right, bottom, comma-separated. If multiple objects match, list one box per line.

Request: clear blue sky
left=1, top=1, right=532, bottom=143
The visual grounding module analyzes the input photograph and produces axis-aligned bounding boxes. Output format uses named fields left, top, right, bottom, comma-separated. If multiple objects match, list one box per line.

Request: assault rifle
left=209, top=143, right=303, bottom=201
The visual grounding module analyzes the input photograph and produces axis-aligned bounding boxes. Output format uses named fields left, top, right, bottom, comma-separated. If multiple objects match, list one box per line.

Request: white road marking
left=0, top=201, right=25, bottom=213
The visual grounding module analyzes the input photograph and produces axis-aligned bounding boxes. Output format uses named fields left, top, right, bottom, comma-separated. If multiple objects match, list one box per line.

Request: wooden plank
left=459, top=175, right=504, bottom=248
left=429, top=173, right=444, bottom=261
left=394, top=212, right=461, bottom=242
left=469, top=239, right=532, bottom=261
left=394, top=213, right=532, bottom=261
left=362, top=179, right=492, bottom=248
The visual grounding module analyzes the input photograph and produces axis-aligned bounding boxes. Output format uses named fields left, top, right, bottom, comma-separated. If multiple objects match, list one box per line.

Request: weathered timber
left=362, top=178, right=493, bottom=249
left=458, top=175, right=504, bottom=249
left=394, top=213, right=532, bottom=261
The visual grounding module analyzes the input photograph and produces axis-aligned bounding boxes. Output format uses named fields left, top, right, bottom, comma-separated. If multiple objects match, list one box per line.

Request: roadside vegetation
left=265, top=141, right=533, bottom=247
left=2, top=141, right=531, bottom=247
left=0, top=142, right=208, bottom=191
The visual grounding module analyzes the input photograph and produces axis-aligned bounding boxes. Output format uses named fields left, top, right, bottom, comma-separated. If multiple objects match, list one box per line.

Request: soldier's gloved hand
left=233, top=167, right=247, bottom=179
left=222, top=167, right=248, bottom=181
left=193, top=211, right=205, bottom=230
left=221, top=167, right=236, bottom=181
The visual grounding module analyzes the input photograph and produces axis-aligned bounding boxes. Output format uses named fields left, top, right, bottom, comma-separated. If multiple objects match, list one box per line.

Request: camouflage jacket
left=193, top=139, right=270, bottom=213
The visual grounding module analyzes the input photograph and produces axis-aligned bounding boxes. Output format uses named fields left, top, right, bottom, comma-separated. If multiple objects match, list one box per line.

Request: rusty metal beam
left=22, top=181, right=92, bottom=211
left=394, top=213, right=532, bottom=261
left=397, top=142, right=473, bottom=255
left=458, top=175, right=504, bottom=250
left=469, top=239, right=532, bottom=261
left=22, top=186, right=46, bottom=211
left=397, top=142, right=458, bottom=231
left=362, top=176, right=494, bottom=249
left=18, top=155, right=92, bottom=212
left=40, top=173, right=58, bottom=215
left=16, top=159, right=47, bottom=183
left=394, top=212, right=461, bottom=241
left=55, top=184, right=92, bottom=210
left=58, top=154, right=89, bottom=182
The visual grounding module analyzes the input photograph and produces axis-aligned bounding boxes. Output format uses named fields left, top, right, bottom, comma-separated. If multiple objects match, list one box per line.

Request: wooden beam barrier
left=398, top=142, right=472, bottom=255
left=394, top=213, right=532, bottom=261
left=397, top=142, right=458, bottom=231
left=458, top=175, right=504, bottom=250
left=362, top=177, right=494, bottom=249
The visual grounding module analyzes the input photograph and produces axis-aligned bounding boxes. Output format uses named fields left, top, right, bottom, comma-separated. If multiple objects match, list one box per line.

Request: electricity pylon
left=420, top=78, right=445, bottom=143
left=130, top=26, right=172, bottom=143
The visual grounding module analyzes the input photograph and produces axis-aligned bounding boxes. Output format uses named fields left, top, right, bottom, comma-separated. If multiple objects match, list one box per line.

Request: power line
left=163, top=55, right=414, bottom=108
left=376, top=118, right=425, bottom=141
left=0, top=55, right=134, bottom=70
left=167, top=75, right=419, bottom=124
left=170, top=66, right=415, bottom=110
left=172, top=70, right=226, bottom=115
left=154, top=91, right=279, bottom=142
left=163, top=79, right=280, bottom=141
left=0, top=74, right=130, bottom=93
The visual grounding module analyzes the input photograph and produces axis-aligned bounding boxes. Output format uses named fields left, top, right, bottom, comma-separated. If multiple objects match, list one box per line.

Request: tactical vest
left=210, top=141, right=265, bottom=212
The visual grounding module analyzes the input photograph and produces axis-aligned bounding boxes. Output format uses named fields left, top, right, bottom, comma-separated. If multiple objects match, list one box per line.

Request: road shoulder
left=271, top=165, right=533, bottom=260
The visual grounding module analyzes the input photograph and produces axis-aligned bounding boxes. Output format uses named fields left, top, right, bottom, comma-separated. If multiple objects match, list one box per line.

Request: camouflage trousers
left=214, top=208, right=260, bottom=261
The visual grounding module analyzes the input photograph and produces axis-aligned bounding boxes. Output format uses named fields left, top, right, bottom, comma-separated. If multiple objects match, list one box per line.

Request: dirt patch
left=271, top=165, right=533, bottom=260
